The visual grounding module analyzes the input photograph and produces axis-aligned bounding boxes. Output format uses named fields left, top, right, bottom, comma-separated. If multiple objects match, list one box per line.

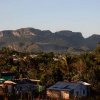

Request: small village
left=0, top=47, right=99, bottom=100
left=0, top=71, right=92, bottom=100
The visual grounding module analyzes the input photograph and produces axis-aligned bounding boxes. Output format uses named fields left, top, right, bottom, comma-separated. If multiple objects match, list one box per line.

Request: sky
left=0, top=0, right=100, bottom=37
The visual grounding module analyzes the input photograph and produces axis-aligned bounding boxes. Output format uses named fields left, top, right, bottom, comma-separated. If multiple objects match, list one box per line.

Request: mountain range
left=0, top=27, right=100, bottom=52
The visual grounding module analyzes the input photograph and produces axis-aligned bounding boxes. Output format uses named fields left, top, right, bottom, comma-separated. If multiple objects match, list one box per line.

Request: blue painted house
left=47, top=81, right=91, bottom=100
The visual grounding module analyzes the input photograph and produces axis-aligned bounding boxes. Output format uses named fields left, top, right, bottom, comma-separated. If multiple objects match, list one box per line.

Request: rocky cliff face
left=0, top=27, right=99, bottom=52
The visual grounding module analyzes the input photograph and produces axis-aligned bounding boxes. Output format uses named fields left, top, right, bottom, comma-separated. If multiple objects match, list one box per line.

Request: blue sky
left=0, top=0, right=100, bottom=37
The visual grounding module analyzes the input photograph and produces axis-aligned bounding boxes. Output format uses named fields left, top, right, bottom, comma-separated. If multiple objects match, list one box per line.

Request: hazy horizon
left=0, top=0, right=100, bottom=38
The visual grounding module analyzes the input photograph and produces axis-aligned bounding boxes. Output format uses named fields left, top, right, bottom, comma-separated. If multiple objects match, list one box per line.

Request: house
left=47, top=81, right=91, bottom=100
left=13, top=79, right=36, bottom=100
left=0, top=81, right=16, bottom=100
left=1, top=72, right=16, bottom=80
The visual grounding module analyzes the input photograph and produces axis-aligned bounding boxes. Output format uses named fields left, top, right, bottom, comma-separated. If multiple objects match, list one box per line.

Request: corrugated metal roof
left=78, top=81, right=91, bottom=85
left=48, top=82, right=76, bottom=91
left=48, top=81, right=90, bottom=91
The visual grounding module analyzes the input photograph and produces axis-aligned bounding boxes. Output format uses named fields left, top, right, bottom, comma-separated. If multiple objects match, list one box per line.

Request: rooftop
left=48, top=81, right=91, bottom=91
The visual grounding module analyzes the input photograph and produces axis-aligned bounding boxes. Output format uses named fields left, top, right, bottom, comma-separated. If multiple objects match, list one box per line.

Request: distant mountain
left=0, top=27, right=100, bottom=52
left=85, top=34, right=100, bottom=49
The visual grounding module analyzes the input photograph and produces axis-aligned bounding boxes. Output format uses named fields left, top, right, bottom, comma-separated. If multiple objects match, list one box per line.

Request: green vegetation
left=0, top=45, right=99, bottom=94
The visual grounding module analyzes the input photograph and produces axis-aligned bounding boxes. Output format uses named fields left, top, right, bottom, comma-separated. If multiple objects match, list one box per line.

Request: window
left=83, top=90, right=85, bottom=95
left=76, top=91, right=79, bottom=96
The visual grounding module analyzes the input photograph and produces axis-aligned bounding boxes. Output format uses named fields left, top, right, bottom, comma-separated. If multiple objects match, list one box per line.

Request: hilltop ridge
left=0, top=27, right=100, bottom=52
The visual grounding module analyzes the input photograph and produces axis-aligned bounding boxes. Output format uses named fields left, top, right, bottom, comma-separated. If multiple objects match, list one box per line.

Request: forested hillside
left=0, top=28, right=100, bottom=52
